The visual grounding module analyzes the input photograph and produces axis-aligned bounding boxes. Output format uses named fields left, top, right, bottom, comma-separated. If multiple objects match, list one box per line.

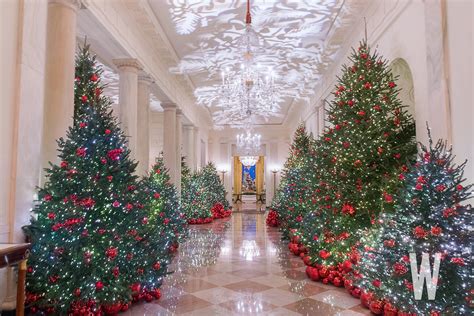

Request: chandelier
left=218, top=0, right=277, bottom=120
left=237, top=128, right=261, bottom=167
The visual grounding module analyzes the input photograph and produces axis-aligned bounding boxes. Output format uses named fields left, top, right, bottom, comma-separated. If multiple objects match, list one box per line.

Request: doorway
left=232, top=156, right=265, bottom=212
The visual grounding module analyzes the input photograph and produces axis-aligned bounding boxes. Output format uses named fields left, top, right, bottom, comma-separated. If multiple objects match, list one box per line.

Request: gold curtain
left=256, top=156, right=264, bottom=196
left=233, top=156, right=242, bottom=196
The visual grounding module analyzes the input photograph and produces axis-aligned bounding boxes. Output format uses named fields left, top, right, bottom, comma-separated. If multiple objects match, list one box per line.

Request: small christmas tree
left=270, top=124, right=317, bottom=238
left=141, top=157, right=187, bottom=254
left=351, top=132, right=473, bottom=315
left=23, top=45, right=165, bottom=314
left=181, top=163, right=230, bottom=224
left=300, top=41, right=416, bottom=269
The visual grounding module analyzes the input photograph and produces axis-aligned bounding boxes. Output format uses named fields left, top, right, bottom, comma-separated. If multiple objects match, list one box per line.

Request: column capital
left=138, top=75, right=154, bottom=85
left=161, top=102, right=177, bottom=110
left=113, top=58, right=142, bottom=72
left=176, top=109, right=184, bottom=117
left=49, top=0, right=82, bottom=11
left=183, top=124, right=195, bottom=131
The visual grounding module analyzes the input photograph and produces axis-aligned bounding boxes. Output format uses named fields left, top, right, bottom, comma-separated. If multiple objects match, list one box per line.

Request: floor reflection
left=126, top=212, right=368, bottom=315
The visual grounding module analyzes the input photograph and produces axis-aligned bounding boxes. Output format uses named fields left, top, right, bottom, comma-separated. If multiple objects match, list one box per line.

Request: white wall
left=0, top=0, right=48, bottom=309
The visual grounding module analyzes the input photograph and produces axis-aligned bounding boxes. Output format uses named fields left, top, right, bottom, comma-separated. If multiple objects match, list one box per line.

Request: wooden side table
left=0, top=243, right=31, bottom=316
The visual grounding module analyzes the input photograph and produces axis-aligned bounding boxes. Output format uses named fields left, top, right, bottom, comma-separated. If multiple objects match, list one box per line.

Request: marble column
left=113, top=58, right=141, bottom=161
left=162, top=103, right=177, bottom=186
left=175, top=110, right=183, bottom=194
left=41, top=0, right=82, bottom=178
left=137, top=75, right=153, bottom=175
left=183, top=125, right=196, bottom=171
left=195, top=127, right=201, bottom=170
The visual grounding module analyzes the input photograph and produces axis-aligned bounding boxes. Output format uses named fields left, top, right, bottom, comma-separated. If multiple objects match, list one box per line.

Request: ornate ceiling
left=148, top=0, right=369, bottom=126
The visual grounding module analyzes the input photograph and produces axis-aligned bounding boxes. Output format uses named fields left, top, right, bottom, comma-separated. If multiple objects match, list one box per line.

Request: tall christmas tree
left=23, top=45, right=164, bottom=314
left=299, top=41, right=417, bottom=270
left=351, top=133, right=473, bottom=315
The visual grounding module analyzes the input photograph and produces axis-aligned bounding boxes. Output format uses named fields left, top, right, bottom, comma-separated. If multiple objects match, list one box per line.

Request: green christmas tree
left=299, top=41, right=417, bottom=270
left=23, top=45, right=165, bottom=314
left=270, top=124, right=317, bottom=237
left=141, top=157, right=187, bottom=250
left=181, top=156, right=192, bottom=190
left=351, top=133, right=473, bottom=315
left=181, top=162, right=230, bottom=224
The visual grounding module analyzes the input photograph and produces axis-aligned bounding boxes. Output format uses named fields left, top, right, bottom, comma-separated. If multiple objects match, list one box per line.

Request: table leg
left=16, top=259, right=26, bottom=316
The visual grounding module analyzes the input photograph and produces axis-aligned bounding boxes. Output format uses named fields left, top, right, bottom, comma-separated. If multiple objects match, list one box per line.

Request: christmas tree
left=351, top=132, right=473, bottom=315
left=141, top=157, right=188, bottom=255
left=181, top=156, right=192, bottom=190
left=23, top=45, right=165, bottom=314
left=299, top=41, right=417, bottom=270
left=270, top=124, right=317, bottom=238
left=181, top=162, right=230, bottom=224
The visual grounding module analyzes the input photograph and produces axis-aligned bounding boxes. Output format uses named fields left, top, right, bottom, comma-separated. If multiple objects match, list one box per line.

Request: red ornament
left=74, top=288, right=81, bottom=297
left=104, top=129, right=111, bottom=135
left=90, top=73, right=98, bottom=82
left=393, top=262, right=408, bottom=275
left=431, top=226, right=442, bottom=236
left=341, top=203, right=356, bottom=216
left=383, top=239, right=395, bottom=248
left=319, top=250, right=331, bottom=260
left=112, top=200, right=120, bottom=208
left=357, top=110, right=366, bottom=116
left=105, top=247, right=118, bottom=260
left=76, top=147, right=86, bottom=157
left=450, top=257, right=465, bottom=266
left=384, top=192, right=393, bottom=203
left=456, top=184, right=463, bottom=191
left=435, top=184, right=446, bottom=192
left=372, top=279, right=381, bottom=288
left=112, top=266, right=119, bottom=277
left=364, top=82, right=372, bottom=89
left=153, top=262, right=161, bottom=270
left=413, top=226, right=427, bottom=239
left=388, top=81, right=396, bottom=88
left=95, top=281, right=104, bottom=291
left=79, top=122, right=87, bottom=128
left=361, top=291, right=374, bottom=307
left=81, top=95, right=88, bottom=103
left=353, top=159, right=362, bottom=167
left=384, top=303, right=398, bottom=316
left=142, top=217, right=148, bottom=224
left=47, top=212, right=56, bottom=220
left=373, top=105, right=381, bottom=111
left=415, top=183, right=423, bottom=191
left=369, top=300, right=384, bottom=315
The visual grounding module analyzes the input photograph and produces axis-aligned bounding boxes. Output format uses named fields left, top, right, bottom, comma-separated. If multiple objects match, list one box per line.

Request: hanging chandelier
left=218, top=0, right=277, bottom=120
left=237, top=128, right=261, bottom=167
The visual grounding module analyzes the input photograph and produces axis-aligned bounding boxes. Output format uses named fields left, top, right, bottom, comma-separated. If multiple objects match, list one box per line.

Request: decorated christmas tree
left=181, top=162, right=230, bottom=224
left=141, top=157, right=187, bottom=254
left=181, top=156, right=192, bottom=190
left=269, top=124, right=317, bottom=237
left=351, top=132, right=473, bottom=315
left=300, top=41, right=417, bottom=270
left=23, top=45, right=165, bottom=314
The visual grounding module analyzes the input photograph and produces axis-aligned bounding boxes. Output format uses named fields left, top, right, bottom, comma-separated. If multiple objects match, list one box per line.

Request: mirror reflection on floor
left=233, top=201, right=266, bottom=213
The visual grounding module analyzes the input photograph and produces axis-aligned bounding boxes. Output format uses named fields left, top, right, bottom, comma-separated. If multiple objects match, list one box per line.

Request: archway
left=390, top=58, right=416, bottom=129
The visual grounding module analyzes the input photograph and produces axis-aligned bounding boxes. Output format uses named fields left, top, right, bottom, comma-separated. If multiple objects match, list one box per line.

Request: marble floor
left=126, top=212, right=371, bottom=315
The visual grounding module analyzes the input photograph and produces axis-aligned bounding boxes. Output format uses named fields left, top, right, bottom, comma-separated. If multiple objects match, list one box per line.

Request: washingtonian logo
left=409, top=252, right=442, bottom=300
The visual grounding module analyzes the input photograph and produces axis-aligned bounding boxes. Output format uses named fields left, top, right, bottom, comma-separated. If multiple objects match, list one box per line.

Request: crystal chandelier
left=237, top=128, right=261, bottom=167
left=218, top=0, right=277, bottom=120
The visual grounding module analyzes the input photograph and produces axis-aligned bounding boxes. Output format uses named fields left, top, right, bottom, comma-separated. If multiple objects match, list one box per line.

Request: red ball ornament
left=81, top=95, right=88, bottom=103
left=153, top=262, right=161, bottom=270
left=90, top=73, right=98, bottom=82
left=388, top=81, right=396, bottom=88
left=105, top=129, right=111, bottom=135
left=319, top=250, right=331, bottom=260
left=361, top=291, right=374, bottom=307
left=384, top=303, right=398, bottom=316
left=369, top=300, right=384, bottom=315
left=74, top=288, right=81, bottom=297
left=95, top=281, right=104, bottom=291
left=351, top=287, right=361, bottom=298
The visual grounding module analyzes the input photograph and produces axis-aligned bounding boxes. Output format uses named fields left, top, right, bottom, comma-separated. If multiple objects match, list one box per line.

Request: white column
left=113, top=58, right=141, bottom=161
left=175, top=110, right=183, bottom=194
left=183, top=125, right=196, bottom=171
left=137, top=75, right=152, bottom=175
left=162, top=103, right=177, bottom=186
left=41, top=0, right=81, bottom=177
left=195, top=127, right=201, bottom=170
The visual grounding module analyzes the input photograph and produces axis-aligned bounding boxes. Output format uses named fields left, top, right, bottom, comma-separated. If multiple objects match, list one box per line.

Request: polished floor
left=127, top=212, right=370, bottom=315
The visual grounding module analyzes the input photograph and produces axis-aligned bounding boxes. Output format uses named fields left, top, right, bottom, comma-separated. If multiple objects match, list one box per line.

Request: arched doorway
left=390, top=58, right=416, bottom=132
